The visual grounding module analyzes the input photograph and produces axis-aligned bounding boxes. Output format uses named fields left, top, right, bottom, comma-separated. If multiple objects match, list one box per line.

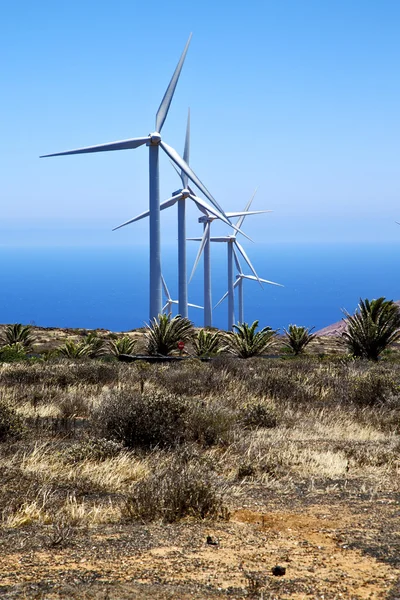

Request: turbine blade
left=182, top=107, right=190, bottom=187
left=234, top=187, right=259, bottom=235
left=226, top=210, right=272, bottom=218
left=188, top=194, right=225, bottom=220
left=160, top=140, right=226, bottom=216
left=40, top=136, right=149, bottom=158
left=170, top=160, right=185, bottom=188
left=155, top=33, right=192, bottom=132
left=235, top=241, right=262, bottom=285
left=214, top=278, right=241, bottom=309
left=188, top=303, right=203, bottom=309
left=193, top=200, right=209, bottom=216
left=189, top=194, right=252, bottom=241
left=188, top=222, right=209, bottom=283
left=113, top=210, right=150, bottom=231
left=113, top=195, right=179, bottom=231
left=232, top=246, right=243, bottom=274
left=214, top=290, right=229, bottom=309
left=242, top=275, right=284, bottom=287
left=161, top=275, right=170, bottom=299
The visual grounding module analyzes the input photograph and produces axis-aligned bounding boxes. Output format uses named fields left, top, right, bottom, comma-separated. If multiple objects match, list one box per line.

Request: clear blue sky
left=1, top=0, right=400, bottom=245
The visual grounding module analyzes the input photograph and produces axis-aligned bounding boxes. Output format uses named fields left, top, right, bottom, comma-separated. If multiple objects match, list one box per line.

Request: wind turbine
left=214, top=247, right=283, bottom=324
left=161, top=275, right=202, bottom=315
left=113, top=109, right=242, bottom=318
left=188, top=190, right=271, bottom=328
left=40, top=34, right=227, bottom=321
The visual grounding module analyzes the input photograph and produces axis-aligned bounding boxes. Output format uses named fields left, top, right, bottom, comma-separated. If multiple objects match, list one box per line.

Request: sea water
left=0, top=243, right=398, bottom=332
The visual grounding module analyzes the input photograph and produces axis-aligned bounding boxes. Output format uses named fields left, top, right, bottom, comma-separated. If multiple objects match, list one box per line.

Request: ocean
left=0, top=242, right=398, bottom=332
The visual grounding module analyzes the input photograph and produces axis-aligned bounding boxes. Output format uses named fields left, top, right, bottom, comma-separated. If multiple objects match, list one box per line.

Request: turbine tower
left=113, top=109, right=242, bottom=318
left=41, top=34, right=227, bottom=321
left=215, top=247, right=283, bottom=323
left=189, top=190, right=271, bottom=328
left=161, top=275, right=202, bottom=315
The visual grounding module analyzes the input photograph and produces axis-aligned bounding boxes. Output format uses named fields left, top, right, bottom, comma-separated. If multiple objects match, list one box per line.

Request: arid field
left=0, top=326, right=399, bottom=599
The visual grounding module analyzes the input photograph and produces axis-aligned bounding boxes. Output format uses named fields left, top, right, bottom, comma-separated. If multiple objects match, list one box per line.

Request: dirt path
left=0, top=504, right=398, bottom=599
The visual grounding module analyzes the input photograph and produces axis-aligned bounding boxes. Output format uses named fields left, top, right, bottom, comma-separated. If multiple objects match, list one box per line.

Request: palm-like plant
left=109, top=336, right=137, bottom=357
left=83, top=332, right=107, bottom=358
left=58, top=340, right=91, bottom=359
left=342, top=297, right=400, bottom=361
left=1, top=324, right=35, bottom=351
left=283, top=324, right=316, bottom=356
left=145, top=314, right=194, bottom=356
left=225, top=320, right=277, bottom=358
left=193, top=329, right=224, bottom=358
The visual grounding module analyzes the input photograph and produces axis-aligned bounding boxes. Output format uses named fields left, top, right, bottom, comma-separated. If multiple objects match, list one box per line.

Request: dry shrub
left=148, top=361, right=229, bottom=397
left=239, top=401, right=278, bottom=429
left=58, top=391, right=92, bottom=418
left=94, top=390, right=189, bottom=449
left=0, top=361, right=121, bottom=388
left=0, top=402, right=24, bottom=441
left=346, top=368, right=397, bottom=407
left=62, top=437, right=124, bottom=464
left=344, top=442, right=400, bottom=469
left=123, top=451, right=227, bottom=523
left=187, top=400, right=235, bottom=447
left=94, top=390, right=236, bottom=449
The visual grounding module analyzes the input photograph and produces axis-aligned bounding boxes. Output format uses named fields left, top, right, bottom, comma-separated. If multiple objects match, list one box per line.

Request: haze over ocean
left=1, top=241, right=398, bottom=333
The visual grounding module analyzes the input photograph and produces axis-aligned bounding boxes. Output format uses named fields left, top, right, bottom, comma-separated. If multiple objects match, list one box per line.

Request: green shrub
left=0, top=342, right=27, bottom=362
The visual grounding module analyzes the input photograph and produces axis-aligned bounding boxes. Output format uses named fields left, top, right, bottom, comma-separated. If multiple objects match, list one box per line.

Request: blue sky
left=1, top=0, right=400, bottom=245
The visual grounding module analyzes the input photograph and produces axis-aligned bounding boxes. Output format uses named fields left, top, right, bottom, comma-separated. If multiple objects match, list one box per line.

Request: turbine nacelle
left=148, top=132, right=162, bottom=145
left=173, top=188, right=191, bottom=198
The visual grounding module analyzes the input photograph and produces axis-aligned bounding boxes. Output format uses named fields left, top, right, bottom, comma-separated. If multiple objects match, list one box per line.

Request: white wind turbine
left=161, top=275, right=202, bottom=315
left=214, top=246, right=283, bottom=324
left=113, top=109, right=249, bottom=318
left=188, top=191, right=271, bottom=328
left=40, top=34, right=229, bottom=321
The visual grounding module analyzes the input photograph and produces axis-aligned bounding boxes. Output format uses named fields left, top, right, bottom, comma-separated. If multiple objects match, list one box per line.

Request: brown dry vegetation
left=0, top=329, right=399, bottom=599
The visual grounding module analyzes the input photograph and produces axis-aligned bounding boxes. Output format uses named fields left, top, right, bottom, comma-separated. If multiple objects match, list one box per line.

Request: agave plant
left=1, top=324, right=35, bottom=351
left=82, top=332, right=108, bottom=358
left=283, top=324, right=316, bottom=356
left=145, top=314, right=194, bottom=356
left=0, top=342, right=27, bottom=362
left=193, top=329, right=224, bottom=358
left=342, top=297, right=400, bottom=360
left=109, top=336, right=137, bottom=357
left=58, top=340, right=91, bottom=359
left=225, top=320, right=277, bottom=358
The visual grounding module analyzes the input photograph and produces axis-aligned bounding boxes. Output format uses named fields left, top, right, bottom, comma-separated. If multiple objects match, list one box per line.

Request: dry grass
left=0, top=348, right=399, bottom=597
